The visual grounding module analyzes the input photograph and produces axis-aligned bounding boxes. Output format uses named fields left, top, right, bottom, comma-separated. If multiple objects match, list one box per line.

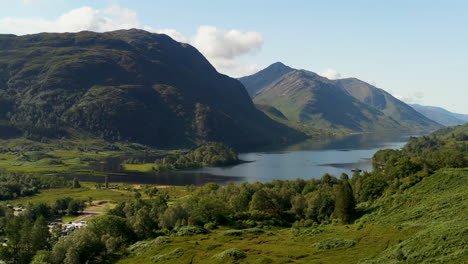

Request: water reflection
left=65, top=133, right=409, bottom=186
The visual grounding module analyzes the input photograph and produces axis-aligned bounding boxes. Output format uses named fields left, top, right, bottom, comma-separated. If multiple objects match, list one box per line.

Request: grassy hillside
left=336, top=78, right=442, bottom=131
left=238, top=62, right=294, bottom=97
left=358, top=168, right=468, bottom=263
left=253, top=70, right=405, bottom=132
left=240, top=63, right=442, bottom=134
left=117, top=168, right=467, bottom=264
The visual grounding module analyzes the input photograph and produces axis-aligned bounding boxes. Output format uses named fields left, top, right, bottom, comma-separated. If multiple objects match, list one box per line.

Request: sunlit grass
left=123, top=163, right=155, bottom=172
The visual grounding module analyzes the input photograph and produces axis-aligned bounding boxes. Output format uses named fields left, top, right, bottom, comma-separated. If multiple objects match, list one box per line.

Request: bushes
left=316, top=238, right=355, bottom=250
left=213, top=248, right=246, bottom=260
left=221, top=228, right=264, bottom=236
left=175, top=226, right=209, bottom=236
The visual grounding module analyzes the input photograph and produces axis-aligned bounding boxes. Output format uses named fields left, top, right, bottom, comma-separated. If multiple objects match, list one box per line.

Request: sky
left=1, top=0, right=467, bottom=114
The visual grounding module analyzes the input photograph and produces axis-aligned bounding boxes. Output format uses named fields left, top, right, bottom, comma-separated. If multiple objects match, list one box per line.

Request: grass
left=122, top=163, right=155, bottom=172
left=5, top=182, right=135, bottom=205
left=62, top=215, right=79, bottom=223
left=119, top=224, right=415, bottom=264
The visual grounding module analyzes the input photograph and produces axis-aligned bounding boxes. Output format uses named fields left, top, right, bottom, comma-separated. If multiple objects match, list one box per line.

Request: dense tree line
left=26, top=174, right=355, bottom=263
left=365, top=129, right=468, bottom=197
left=0, top=170, right=68, bottom=200
left=154, top=142, right=239, bottom=171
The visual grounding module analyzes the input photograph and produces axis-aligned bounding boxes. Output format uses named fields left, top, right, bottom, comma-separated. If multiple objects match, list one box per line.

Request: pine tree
left=334, top=174, right=356, bottom=223
left=31, top=216, right=51, bottom=251
left=72, top=177, right=81, bottom=189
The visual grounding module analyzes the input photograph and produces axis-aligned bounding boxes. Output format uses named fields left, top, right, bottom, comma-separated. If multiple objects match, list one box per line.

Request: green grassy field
left=117, top=168, right=468, bottom=264
left=119, top=225, right=418, bottom=264
left=5, top=183, right=134, bottom=205
left=4, top=182, right=191, bottom=207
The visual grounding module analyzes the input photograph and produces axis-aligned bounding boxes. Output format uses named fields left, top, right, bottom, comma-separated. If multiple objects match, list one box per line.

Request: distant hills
left=410, top=104, right=468, bottom=126
left=239, top=62, right=442, bottom=133
left=0, top=30, right=304, bottom=150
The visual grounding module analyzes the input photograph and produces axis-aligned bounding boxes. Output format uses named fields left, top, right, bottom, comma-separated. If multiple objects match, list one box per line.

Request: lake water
left=69, top=133, right=408, bottom=186
left=179, top=133, right=408, bottom=184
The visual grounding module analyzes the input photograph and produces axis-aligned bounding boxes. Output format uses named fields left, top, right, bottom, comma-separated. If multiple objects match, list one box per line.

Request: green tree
left=249, top=189, right=279, bottom=216
left=88, top=215, right=134, bottom=242
left=334, top=174, right=356, bottom=223
left=31, top=216, right=51, bottom=251
left=72, top=177, right=81, bottom=189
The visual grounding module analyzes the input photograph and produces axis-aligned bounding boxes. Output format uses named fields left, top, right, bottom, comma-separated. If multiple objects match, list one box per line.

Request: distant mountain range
left=239, top=62, right=442, bottom=133
left=410, top=104, right=468, bottom=126
left=0, top=30, right=304, bottom=150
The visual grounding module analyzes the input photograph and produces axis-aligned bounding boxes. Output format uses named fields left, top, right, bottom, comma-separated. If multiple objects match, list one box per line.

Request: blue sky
left=1, top=0, right=467, bottom=113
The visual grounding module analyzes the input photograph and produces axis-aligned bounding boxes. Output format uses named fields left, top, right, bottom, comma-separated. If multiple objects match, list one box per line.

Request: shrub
left=290, top=227, right=323, bottom=236
left=222, top=228, right=264, bottom=236
left=213, top=248, right=246, bottom=260
left=175, top=226, right=209, bottom=236
left=316, top=238, right=355, bottom=249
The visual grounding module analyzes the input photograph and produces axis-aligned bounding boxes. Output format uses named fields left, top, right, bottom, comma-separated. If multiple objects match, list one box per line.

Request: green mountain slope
left=0, top=30, right=304, bottom=150
left=238, top=62, right=294, bottom=97
left=410, top=104, right=467, bottom=126
left=252, top=70, right=405, bottom=132
left=240, top=63, right=442, bottom=133
left=358, top=168, right=468, bottom=264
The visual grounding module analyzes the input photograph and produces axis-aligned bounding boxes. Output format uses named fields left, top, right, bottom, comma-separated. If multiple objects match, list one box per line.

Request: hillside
left=238, top=62, right=294, bottom=97
left=336, top=78, right=440, bottom=131
left=114, top=168, right=467, bottom=264
left=240, top=63, right=442, bottom=133
left=410, top=104, right=468, bottom=126
left=0, top=30, right=304, bottom=150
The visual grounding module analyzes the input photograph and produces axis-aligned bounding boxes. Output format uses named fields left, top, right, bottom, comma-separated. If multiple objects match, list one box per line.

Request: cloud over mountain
left=0, top=4, right=262, bottom=77
left=320, top=68, right=342, bottom=80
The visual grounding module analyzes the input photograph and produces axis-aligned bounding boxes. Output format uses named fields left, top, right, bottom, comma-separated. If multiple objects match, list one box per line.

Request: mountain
left=410, top=104, right=468, bottom=126
left=239, top=62, right=294, bottom=97
left=239, top=63, right=442, bottom=133
left=335, top=78, right=441, bottom=131
left=0, top=30, right=304, bottom=150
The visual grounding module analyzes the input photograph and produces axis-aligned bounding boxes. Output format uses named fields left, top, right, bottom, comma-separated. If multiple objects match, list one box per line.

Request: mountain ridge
left=239, top=62, right=442, bottom=133
left=410, top=104, right=468, bottom=126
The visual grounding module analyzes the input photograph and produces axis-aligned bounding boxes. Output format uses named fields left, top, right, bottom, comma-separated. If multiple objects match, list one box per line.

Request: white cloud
left=0, top=5, right=263, bottom=77
left=395, top=94, right=415, bottom=104
left=143, top=26, right=187, bottom=43
left=414, top=91, right=424, bottom=99
left=190, top=26, right=264, bottom=77
left=211, top=59, right=260, bottom=77
left=394, top=92, right=425, bottom=104
left=0, top=5, right=139, bottom=34
left=319, top=68, right=342, bottom=80
left=191, top=26, right=263, bottom=60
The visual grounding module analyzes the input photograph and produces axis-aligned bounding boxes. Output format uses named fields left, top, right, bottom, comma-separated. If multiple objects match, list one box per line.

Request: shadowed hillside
left=0, top=30, right=304, bottom=150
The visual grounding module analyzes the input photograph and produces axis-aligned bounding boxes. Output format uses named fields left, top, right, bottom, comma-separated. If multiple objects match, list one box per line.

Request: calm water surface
left=181, top=133, right=408, bottom=183
left=68, top=133, right=409, bottom=185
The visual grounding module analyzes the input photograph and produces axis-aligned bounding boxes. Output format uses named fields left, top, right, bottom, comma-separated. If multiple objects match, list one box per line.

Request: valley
left=0, top=26, right=465, bottom=264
